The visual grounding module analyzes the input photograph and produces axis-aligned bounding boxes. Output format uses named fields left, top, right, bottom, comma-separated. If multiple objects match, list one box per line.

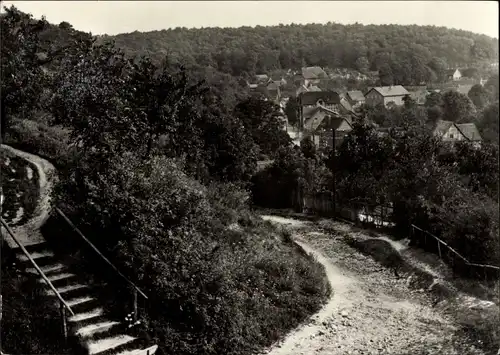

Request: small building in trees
left=297, top=91, right=342, bottom=129
left=432, top=120, right=482, bottom=146
left=301, top=66, right=328, bottom=86
left=296, top=83, right=321, bottom=97
left=297, top=90, right=356, bottom=148
left=303, top=114, right=354, bottom=149
left=364, top=86, right=410, bottom=107
left=346, top=90, right=366, bottom=107
left=445, top=68, right=462, bottom=81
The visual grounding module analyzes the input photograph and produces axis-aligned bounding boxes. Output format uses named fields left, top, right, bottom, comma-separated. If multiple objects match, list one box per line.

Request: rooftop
left=369, top=85, right=409, bottom=97
left=346, top=90, right=365, bottom=102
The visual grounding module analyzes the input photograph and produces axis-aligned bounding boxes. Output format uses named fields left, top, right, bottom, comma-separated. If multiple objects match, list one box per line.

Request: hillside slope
left=103, top=23, right=499, bottom=81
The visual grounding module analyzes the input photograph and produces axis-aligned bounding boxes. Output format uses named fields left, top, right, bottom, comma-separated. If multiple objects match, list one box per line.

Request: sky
left=2, top=1, right=499, bottom=39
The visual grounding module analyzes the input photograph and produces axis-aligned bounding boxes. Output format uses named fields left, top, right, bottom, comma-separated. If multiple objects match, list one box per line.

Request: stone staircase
left=14, top=242, right=158, bottom=355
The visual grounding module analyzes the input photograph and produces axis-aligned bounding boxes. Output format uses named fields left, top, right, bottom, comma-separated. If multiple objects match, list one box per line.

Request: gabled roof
left=433, top=120, right=454, bottom=136
left=456, top=123, right=482, bottom=141
left=299, top=91, right=341, bottom=106
left=255, top=74, right=269, bottom=81
left=304, top=106, right=352, bottom=132
left=367, top=86, right=409, bottom=97
left=346, top=90, right=365, bottom=102
left=301, top=66, right=327, bottom=80
left=340, top=97, right=353, bottom=112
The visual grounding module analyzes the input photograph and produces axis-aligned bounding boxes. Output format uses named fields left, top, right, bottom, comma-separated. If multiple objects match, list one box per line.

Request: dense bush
left=55, top=152, right=330, bottom=355
left=4, top=118, right=78, bottom=169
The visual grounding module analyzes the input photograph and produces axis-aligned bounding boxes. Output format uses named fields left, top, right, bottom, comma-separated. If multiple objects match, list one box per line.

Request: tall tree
left=468, top=84, right=490, bottom=109
left=441, top=91, right=477, bottom=123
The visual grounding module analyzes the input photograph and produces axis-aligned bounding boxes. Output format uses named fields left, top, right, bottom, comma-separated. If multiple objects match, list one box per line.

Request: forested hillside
left=103, top=23, right=499, bottom=83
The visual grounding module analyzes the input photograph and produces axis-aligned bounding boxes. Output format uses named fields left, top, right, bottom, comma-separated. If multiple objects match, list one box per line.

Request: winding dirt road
left=260, top=215, right=485, bottom=355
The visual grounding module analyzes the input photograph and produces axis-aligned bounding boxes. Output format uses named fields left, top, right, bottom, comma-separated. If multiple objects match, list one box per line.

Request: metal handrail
left=55, top=207, right=148, bottom=300
left=410, top=224, right=500, bottom=271
left=0, top=217, right=75, bottom=316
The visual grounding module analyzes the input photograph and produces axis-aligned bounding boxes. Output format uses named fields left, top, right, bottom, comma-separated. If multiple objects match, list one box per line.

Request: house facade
left=346, top=90, right=365, bottom=107
left=432, top=120, right=482, bottom=146
left=446, top=69, right=462, bottom=81
left=298, top=91, right=342, bottom=129
left=364, top=86, right=410, bottom=107
left=301, top=66, right=328, bottom=87
left=308, top=115, right=353, bottom=149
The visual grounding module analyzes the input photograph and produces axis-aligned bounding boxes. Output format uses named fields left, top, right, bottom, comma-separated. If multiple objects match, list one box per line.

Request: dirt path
left=1, top=144, right=57, bottom=247
left=261, top=215, right=484, bottom=355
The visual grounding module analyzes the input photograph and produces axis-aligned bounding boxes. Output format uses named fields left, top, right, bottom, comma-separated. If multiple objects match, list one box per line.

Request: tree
left=428, top=58, right=448, bottom=82
left=425, top=91, right=443, bottom=108
left=284, top=98, right=299, bottom=127
left=1, top=6, right=67, bottom=137
left=378, top=63, right=394, bottom=86
left=484, top=74, right=499, bottom=101
left=354, top=56, right=370, bottom=72
left=468, top=84, right=490, bottom=109
left=234, top=97, right=291, bottom=157
left=461, top=67, right=480, bottom=79
left=477, top=101, right=499, bottom=144
left=441, top=91, right=477, bottom=123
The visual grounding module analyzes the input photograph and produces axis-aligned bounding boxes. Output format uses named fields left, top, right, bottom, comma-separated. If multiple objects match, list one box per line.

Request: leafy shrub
left=4, top=118, right=78, bottom=169
left=54, top=151, right=330, bottom=355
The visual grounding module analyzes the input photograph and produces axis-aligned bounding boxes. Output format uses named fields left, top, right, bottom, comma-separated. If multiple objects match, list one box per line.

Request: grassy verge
left=1, top=148, right=40, bottom=227
left=41, top=209, right=331, bottom=355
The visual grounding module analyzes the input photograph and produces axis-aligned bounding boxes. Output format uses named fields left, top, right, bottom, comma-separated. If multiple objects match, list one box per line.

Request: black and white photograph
left=0, top=1, right=499, bottom=354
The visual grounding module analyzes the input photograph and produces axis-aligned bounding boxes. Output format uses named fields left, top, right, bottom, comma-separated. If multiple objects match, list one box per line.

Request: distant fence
left=301, top=192, right=500, bottom=280
left=302, top=192, right=394, bottom=229
left=410, top=224, right=500, bottom=280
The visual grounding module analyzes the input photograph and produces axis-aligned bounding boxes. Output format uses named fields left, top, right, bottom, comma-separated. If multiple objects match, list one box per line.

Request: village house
left=247, top=74, right=271, bottom=89
left=346, top=90, right=366, bottom=107
left=296, top=91, right=356, bottom=148
left=432, top=120, right=482, bottom=147
left=364, top=86, right=410, bottom=107
left=301, top=66, right=328, bottom=86
left=296, top=83, right=321, bottom=97
left=445, top=68, right=462, bottom=81
left=297, top=91, right=341, bottom=129
left=308, top=115, right=354, bottom=149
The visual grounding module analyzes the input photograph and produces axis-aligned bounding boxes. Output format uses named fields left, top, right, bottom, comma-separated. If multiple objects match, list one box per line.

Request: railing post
left=133, top=288, right=138, bottom=322
left=60, top=301, right=68, bottom=341
left=437, top=240, right=442, bottom=259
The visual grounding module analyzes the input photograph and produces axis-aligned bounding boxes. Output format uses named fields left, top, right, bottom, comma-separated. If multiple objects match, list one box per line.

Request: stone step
left=69, top=308, right=105, bottom=323
left=86, top=335, right=137, bottom=355
left=18, top=250, right=54, bottom=262
left=115, top=344, right=159, bottom=355
left=66, top=295, right=96, bottom=308
left=44, top=283, right=89, bottom=295
left=76, top=320, right=120, bottom=339
left=26, top=263, right=67, bottom=275
left=37, top=272, right=76, bottom=283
